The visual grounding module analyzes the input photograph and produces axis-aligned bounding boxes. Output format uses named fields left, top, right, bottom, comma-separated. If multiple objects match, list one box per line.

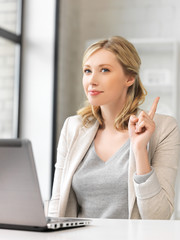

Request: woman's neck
left=100, top=105, right=123, bottom=132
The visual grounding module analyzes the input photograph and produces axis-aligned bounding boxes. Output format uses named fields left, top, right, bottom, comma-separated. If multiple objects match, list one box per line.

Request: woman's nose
left=88, top=72, right=98, bottom=85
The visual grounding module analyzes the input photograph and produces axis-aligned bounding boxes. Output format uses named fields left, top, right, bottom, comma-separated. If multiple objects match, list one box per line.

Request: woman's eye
left=101, top=68, right=110, bottom=72
left=84, top=69, right=91, bottom=74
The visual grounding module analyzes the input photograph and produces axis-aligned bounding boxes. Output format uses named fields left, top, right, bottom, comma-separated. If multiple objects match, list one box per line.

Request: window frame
left=0, top=0, right=24, bottom=138
left=50, top=0, right=60, bottom=188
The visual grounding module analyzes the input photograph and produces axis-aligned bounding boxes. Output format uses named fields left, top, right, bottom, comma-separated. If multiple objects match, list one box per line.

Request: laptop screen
left=0, top=139, right=47, bottom=227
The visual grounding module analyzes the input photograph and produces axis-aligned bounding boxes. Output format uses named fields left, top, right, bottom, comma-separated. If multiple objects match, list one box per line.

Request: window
left=0, top=0, right=23, bottom=138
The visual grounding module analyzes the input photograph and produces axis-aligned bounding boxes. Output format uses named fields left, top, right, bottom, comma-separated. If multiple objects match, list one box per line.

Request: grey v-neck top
left=72, top=140, right=130, bottom=219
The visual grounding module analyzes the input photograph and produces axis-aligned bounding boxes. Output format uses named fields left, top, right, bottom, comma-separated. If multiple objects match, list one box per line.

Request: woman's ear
left=126, top=76, right=135, bottom=87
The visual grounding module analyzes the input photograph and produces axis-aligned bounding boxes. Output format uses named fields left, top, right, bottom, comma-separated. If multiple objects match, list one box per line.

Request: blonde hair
left=77, top=36, right=147, bottom=130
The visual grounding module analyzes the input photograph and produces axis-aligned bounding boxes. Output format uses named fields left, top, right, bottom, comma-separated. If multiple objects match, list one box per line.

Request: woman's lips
left=88, top=90, right=103, bottom=96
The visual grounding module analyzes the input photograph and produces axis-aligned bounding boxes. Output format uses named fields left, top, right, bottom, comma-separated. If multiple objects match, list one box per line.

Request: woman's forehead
left=84, top=49, right=118, bottom=66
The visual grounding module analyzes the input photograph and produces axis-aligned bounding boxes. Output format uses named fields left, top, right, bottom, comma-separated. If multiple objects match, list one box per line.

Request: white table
left=0, top=218, right=180, bottom=240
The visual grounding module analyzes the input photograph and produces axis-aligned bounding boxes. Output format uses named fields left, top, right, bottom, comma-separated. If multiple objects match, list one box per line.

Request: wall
left=56, top=0, right=83, bottom=137
left=20, top=0, right=56, bottom=201
left=58, top=0, right=178, bottom=130
left=58, top=0, right=180, bottom=218
left=58, top=0, right=180, bottom=124
left=80, top=0, right=180, bottom=39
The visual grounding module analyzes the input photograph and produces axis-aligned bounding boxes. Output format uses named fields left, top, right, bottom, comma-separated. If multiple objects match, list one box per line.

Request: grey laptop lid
left=0, top=139, right=47, bottom=230
left=0, top=139, right=91, bottom=231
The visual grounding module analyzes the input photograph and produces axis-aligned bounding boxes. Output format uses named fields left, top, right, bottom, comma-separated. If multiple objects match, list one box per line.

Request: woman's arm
left=128, top=97, right=160, bottom=175
left=48, top=118, right=69, bottom=217
left=131, top=114, right=180, bottom=219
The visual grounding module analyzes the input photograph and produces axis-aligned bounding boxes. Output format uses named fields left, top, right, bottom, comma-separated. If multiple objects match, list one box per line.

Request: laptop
left=0, top=139, right=91, bottom=231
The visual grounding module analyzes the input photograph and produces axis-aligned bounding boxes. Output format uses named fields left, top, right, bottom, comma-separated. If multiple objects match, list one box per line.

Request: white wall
left=20, top=0, right=56, bottom=201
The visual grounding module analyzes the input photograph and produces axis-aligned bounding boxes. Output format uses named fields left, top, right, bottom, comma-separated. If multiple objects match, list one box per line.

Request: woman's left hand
left=128, top=97, right=160, bottom=151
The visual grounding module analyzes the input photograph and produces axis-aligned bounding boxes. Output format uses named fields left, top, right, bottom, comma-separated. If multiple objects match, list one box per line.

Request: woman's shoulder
left=151, top=113, right=180, bottom=147
left=60, top=115, right=98, bottom=147
left=138, top=109, right=179, bottom=143
left=64, top=115, right=83, bottom=126
left=138, top=108, right=178, bottom=129
left=62, top=115, right=98, bottom=134
left=153, top=113, right=178, bottom=130
left=62, top=115, right=84, bottom=135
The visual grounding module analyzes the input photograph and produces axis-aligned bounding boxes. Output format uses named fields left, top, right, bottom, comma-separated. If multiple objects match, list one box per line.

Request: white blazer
left=48, top=113, right=180, bottom=219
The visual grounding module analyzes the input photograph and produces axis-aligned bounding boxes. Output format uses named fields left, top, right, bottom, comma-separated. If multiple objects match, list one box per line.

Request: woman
left=48, top=36, right=180, bottom=219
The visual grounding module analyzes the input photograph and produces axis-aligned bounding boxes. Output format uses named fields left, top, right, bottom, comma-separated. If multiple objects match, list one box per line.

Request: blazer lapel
left=128, top=142, right=136, bottom=218
left=128, top=108, right=141, bottom=218
left=59, top=121, right=99, bottom=216
left=66, top=121, right=99, bottom=179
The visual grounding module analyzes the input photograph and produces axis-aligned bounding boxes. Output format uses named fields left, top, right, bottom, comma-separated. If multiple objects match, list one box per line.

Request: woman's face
left=83, top=49, right=134, bottom=108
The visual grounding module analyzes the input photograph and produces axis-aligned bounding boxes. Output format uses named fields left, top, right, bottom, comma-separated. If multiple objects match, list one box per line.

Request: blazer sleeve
left=133, top=115, right=180, bottom=219
left=48, top=118, right=69, bottom=217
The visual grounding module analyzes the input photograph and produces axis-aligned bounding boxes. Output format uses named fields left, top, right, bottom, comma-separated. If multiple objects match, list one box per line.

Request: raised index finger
left=148, top=97, right=160, bottom=119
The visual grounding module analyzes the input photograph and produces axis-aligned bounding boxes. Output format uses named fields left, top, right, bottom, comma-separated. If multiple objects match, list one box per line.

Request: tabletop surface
left=0, top=218, right=180, bottom=240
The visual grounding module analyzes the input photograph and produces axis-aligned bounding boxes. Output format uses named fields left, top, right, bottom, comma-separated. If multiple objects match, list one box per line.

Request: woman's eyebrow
left=84, top=64, right=113, bottom=67
left=98, top=64, right=113, bottom=67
